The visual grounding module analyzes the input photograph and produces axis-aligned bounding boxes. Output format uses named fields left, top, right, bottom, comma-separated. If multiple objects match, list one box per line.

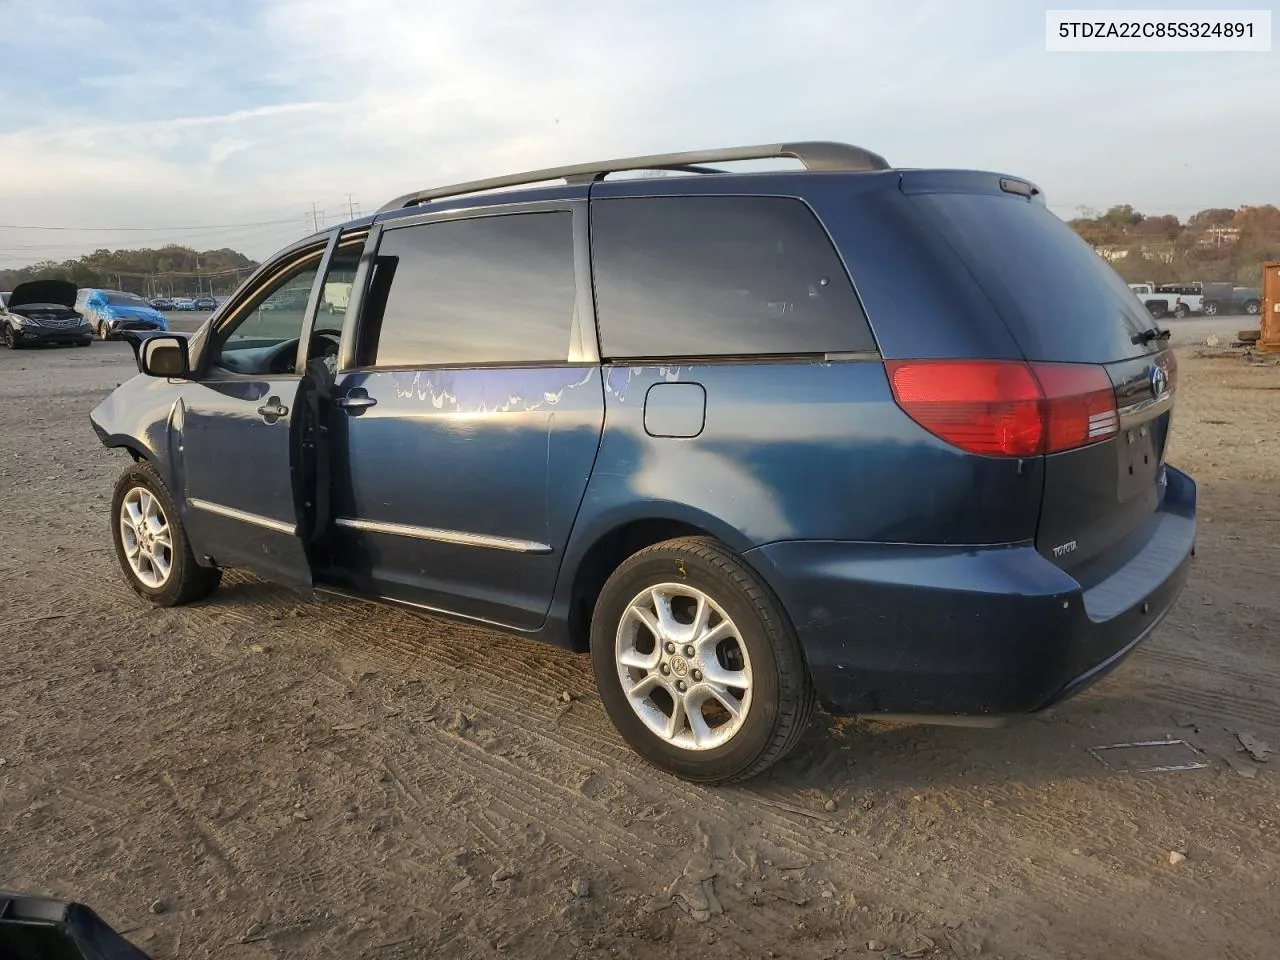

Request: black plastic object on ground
left=0, top=891, right=152, bottom=960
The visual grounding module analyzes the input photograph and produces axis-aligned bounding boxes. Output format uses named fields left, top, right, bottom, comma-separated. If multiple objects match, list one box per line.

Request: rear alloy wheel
left=3, top=325, right=18, bottom=350
left=616, top=583, right=753, bottom=751
left=1203, top=301, right=1219, bottom=316
left=1173, top=304, right=1189, bottom=319
left=98, top=321, right=111, bottom=341
left=591, top=536, right=815, bottom=783
left=111, top=461, right=221, bottom=606
left=1245, top=301, right=1260, bottom=316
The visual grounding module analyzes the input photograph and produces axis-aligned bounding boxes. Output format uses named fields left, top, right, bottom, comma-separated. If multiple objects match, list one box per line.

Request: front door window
left=206, top=249, right=324, bottom=377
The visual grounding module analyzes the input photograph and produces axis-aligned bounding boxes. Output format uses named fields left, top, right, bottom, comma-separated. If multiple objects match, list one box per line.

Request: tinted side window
left=366, top=212, right=576, bottom=367
left=591, top=196, right=874, bottom=359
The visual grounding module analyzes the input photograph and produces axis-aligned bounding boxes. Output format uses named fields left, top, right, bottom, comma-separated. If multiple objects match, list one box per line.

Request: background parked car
left=193, top=296, right=218, bottom=311
left=76, top=289, right=168, bottom=340
left=1128, top=282, right=1196, bottom=319
left=171, top=298, right=196, bottom=311
left=2, top=279, right=94, bottom=348
left=1201, top=281, right=1262, bottom=316
left=149, top=297, right=175, bottom=311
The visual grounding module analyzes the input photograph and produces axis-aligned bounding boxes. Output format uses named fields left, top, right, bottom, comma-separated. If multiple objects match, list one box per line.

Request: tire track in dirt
left=149, top=588, right=1254, bottom=958
left=1139, top=645, right=1280, bottom=696
left=20, top=552, right=1228, bottom=957
left=1137, top=682, right=1280, bottom=731
left=199, top=597, right=1001, bottom=953
left=221, top=596, right=1063, bottom=949
left=296, top=608, right=1280, bottom=958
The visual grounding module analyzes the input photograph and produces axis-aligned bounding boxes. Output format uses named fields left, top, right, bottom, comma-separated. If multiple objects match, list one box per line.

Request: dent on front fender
left=89, top=374, right=185, bottom=485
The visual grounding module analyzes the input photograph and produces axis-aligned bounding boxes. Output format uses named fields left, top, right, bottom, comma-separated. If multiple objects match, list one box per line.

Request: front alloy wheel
left=111, top=461, right=221, bottom=606
left=3, top=325, right=18, bottom=349
left=119, top=486, right=174, bottom=588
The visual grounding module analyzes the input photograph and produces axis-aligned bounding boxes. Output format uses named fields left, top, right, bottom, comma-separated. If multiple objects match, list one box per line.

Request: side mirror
left=140, top=335, right=189, bottom=378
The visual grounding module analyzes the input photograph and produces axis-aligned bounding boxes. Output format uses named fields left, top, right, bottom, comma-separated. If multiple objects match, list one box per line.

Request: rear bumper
left=745, top=466, right=1196, bottom=717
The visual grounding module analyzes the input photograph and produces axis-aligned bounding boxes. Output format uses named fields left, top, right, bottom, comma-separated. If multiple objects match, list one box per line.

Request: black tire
left=1244, top=300, right=1260, bottom=316
left=590, top=536, right=815, bottom=783
left=97, top=321, right=111, bottom=341
left=1203, top=301, right=1219, bottom=316
left=1145, top=302, right=1166, bottom=320
left=1173, top=304, right=1189, bottom=319
left=111, top=460, right=221, bottom=606
left=3, top=325, right=19, bottom=350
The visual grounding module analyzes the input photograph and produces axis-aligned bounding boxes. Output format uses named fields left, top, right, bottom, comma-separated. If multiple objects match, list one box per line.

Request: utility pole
left=345, top=194, right=359, bottom=219
left=309, top=203, right=325, bottom=232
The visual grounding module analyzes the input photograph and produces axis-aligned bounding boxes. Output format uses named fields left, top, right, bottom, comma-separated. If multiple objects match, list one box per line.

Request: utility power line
left=0, top=216, right=305, bottom=232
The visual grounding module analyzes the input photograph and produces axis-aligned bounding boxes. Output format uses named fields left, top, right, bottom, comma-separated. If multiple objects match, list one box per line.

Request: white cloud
left=1, top=0, right=1276, bottom=262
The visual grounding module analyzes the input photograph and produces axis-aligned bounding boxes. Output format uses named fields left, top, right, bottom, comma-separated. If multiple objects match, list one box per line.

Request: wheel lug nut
left=676, top=681, right=687, bottom=692
left=664, top=642, right=676, bottom=654
left=692, top=670, right=702, bottom=682
left=660, top=664, right=670, bottom=675
left=683, top=645, right=695, bottom=658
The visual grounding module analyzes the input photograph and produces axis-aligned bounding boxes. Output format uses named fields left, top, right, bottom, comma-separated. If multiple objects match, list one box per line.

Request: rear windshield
left=910, top=192, right=1157, bottom=363
left=106, top=292, right=150, bottom=306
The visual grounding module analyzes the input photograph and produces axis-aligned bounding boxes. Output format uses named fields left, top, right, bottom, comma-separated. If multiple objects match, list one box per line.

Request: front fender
left=89, top=374, right=186, bottom=494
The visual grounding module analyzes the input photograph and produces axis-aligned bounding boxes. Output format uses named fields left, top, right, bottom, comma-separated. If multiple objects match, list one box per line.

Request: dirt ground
left=2, top=334, right=1278, bottom=960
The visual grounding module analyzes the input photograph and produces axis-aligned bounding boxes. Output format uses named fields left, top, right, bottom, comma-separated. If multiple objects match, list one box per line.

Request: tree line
left=0, top=246, right=258, bottom=298
left=1068, top=204, right=1280, bottom=287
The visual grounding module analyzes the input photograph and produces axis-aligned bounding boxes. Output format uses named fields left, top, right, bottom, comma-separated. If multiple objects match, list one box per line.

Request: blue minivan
left=90, top=142, right=1195, bottom=782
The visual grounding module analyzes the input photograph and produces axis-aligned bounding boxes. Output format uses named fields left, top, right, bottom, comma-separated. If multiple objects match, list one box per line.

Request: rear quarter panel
left=567, top=360, right=1042, bottom=554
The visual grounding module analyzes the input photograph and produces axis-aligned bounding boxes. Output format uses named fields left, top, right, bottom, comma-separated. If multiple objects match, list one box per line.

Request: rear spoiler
left=116, top=329, right=190, bottom=374
left=0, top=891, right=152, bottom=959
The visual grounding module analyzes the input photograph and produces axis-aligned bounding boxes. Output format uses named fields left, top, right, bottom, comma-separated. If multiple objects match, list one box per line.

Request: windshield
left=105, top=291, right=150, bottom=307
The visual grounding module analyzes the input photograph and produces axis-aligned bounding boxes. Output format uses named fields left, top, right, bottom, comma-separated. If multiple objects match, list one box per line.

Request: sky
left=0, top=0, right=1275, bottom=265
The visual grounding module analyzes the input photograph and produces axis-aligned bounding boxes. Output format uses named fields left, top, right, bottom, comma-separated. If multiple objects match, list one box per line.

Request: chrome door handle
left=335, top=391, right=377, bottom=412
left=257, top=397, right=289, bottom=421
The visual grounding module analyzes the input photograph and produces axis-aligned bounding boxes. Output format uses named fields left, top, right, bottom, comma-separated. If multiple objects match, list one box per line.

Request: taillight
left=886, top=360, right=1118, bottom=458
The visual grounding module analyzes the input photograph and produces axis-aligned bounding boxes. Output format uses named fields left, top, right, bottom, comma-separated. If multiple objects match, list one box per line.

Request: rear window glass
left=910, top=193, right=1156, bottom=363
left=591, top=196, right=875, bottom=359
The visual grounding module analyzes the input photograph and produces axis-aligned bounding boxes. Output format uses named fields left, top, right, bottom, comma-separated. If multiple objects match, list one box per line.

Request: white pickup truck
left=1128, top=282, right=1202, bottom=319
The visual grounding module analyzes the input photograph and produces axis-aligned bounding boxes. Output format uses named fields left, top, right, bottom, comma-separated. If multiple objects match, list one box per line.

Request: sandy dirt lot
left=2, top=334, right=1278, bottom=960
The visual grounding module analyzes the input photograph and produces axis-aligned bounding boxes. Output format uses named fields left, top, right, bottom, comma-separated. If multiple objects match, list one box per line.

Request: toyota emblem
left=1149, top=364, right=1168, bottom=397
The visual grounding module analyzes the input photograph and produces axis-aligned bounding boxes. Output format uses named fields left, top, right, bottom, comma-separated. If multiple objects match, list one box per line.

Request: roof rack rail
left=376, top=141, right=890, bottom=214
